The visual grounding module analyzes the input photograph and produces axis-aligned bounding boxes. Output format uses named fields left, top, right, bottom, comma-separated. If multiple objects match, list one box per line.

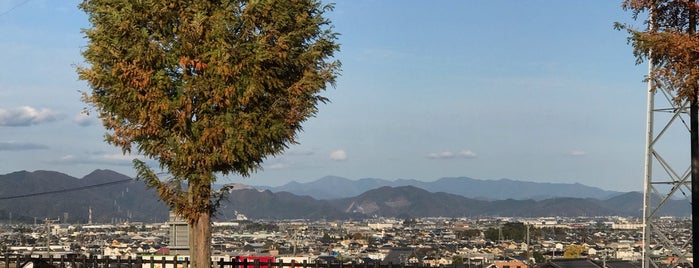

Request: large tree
left=77, top=0, right=339, bottom=267
left=619, top=0, right=699, bottom=266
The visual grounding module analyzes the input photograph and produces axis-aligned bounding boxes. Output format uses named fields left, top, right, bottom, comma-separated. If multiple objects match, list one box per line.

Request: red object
left=235, top=256, right=275, bottom=268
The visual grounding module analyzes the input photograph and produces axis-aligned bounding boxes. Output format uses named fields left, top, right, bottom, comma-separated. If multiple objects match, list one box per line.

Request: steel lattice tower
left=642, top=58, right=693, bottom=267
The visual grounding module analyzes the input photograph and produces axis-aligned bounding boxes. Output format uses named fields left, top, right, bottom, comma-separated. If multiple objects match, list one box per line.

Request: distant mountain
left=218, top=185, right=688, bottom=219
left=331, top=186, right=489, bottom=218
left=331, top=186, right=615, bottom=218
left=258, top=176, right=623, bottom=200
left=599, top=191, right=690, bottom=217
left=328, top=186, right=688, bottom=218
left=254, top=176, right=389, bottom=200
left=0, top=170, right=687, bottom=222
left=215, top=189, right=359, bottom=220
left=0, top=170, right=168, bottom=224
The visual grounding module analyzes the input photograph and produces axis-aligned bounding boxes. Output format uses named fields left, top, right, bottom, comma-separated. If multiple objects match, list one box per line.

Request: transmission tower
left=642, top=59, right=693, bottom=267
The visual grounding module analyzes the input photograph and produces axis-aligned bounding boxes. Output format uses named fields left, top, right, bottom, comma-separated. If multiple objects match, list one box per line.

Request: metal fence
left=1, top=255, right=431, bottom=268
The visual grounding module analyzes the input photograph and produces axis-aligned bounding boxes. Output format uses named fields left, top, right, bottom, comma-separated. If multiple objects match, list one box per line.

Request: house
left=536, top=258, right=599, bottom=268
left=535, top=258, right=640, bottom=268
left=489, top=259, right=528, bottom=268
left=382, top=248, right=419, bottom=264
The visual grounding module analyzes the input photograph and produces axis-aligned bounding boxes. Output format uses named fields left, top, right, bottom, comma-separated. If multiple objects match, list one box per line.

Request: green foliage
left=350, top=232, right=364, bottom=240
left=484, top=222, right=526, bottom=242
left=403, top=218, right=417, bottom=226
left=244, top=222, right=279, bottom=232
left=538, top=227, right=568, bottom=241
left=532, top=251, right=546, bottom=264
left=262, top=241, right=278, bottom=250
left=451, top=255, right=463, bottom=265
left=366, top=234, right=377, bottom=245
left=518, top=251, right=531, bottom=262
left=455, top=229, right=481, bottom=240
left=321, top=232, right=334, bottom=241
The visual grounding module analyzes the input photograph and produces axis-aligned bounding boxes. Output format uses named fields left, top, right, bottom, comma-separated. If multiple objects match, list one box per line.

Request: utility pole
left=686, top=2, right=699, bottom=267
left=44, top=218, right=59, bottom=257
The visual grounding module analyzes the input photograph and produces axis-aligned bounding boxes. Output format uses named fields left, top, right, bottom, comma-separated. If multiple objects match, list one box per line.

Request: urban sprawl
left=0, top=215, right=688, bottom=267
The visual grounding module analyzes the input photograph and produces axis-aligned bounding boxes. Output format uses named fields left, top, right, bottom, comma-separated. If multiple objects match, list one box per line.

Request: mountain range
left=217, top=186, right=687, bottom=220
left=0, top=170, right=688, bottom=223
left=253, top=175, right=624, bottom=200
left=0, top=170, right=167, bottom=224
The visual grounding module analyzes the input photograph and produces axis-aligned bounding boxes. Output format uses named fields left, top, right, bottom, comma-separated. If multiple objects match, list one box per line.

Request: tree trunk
left=189, top=179, right=212, bottom=268
left=190, top=210, right=211, bottom=268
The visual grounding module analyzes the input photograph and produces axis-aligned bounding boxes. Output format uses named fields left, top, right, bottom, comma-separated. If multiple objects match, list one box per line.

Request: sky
left=0, top=0, right=679, bottom=192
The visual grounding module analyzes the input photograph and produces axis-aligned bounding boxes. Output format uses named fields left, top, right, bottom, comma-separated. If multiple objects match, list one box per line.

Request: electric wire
left=0, top=0, right=33, bottom=17
left=0, top=179, right=132, bottom=200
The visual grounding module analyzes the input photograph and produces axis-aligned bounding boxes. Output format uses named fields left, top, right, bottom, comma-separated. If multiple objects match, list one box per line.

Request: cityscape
left=0, top=1, right=696, bottom=268
left=0, top=169, right=692, bottom=268
left=0, top=207, right=691, bottom=268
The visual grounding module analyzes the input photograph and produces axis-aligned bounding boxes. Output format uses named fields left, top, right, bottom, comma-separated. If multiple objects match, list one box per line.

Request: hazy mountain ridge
left=0, top=170, right=686, bottom=223
left=221, top=185, right=687, bottom=219
left=0, top=170, right=168, bottom=223
left=257, top=175, right=623, bottom=200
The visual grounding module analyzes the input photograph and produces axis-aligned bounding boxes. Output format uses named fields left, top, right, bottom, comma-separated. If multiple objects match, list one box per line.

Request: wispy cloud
left=51, top=152, right=142, bottom=166
left=284, top=147, right=315, bottom=156
left=567, top=150, right=586, bottom=157
left=427, top=149, right=478, bottom=159
left=329, top=149, right=347, bottom=161
left=0, top=141, right=49, bottom=151
left=0, top=106, right=57, bottom=126
left=265, top=162, right=291, bottom=170
left=73, top=111, right=100, bottom=127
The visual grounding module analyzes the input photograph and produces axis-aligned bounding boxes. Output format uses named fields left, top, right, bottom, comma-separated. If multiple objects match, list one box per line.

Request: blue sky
left=0, top=0, right=667, bottom=191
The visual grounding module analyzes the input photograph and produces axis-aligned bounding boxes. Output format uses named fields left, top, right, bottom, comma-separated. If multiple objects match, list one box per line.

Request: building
left=168, top=211, right=189, bottom=255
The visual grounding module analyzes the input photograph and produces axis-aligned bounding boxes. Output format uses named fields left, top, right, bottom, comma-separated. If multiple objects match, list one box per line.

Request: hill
left=0, top=170, right=687, bottom=222
left=219, top=185, right=688, bottom=219
left=258, top=176, right=622, bottom=200
left=0, top=170, right=168, bottom=223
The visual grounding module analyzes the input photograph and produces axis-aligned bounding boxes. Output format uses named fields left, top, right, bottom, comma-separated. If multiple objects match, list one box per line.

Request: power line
left=0, top=0, right=33, bottom=18
left=0, top=179, right=132, bottom=200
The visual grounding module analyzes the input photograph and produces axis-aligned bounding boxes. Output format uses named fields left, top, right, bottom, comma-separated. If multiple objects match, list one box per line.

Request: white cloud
left=457, top=150, right=478, bottom=158
left=73, top=111, right=99, bottom=127
left=101, top=153, right=137, bottom=161
left=428, top=149, right=478, bottom=159
left=59, top=154, right=76, bottom=161
left=568, top=150, right=586, bottom=156
left=0, top=141, right=49, bottom=151
left=428, top=151, right=455, bottom=159
left=266, top=162, right=291, bottom=170
left=329, top=149, right=347, bottom=161
left=0, top=106, right=57, bottom=126
left=51, top=152, right=142, bottom=166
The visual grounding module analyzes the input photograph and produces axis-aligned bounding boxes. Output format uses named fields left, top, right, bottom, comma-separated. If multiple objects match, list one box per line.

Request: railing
left=1, top=255, right=432, bottom=268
